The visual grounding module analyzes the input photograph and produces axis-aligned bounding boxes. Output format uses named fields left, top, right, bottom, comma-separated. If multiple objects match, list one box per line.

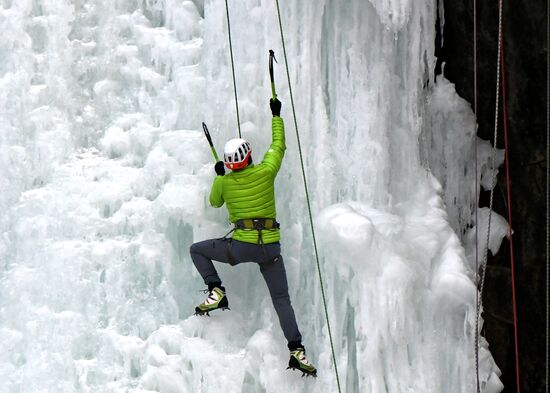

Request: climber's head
left=223, top=138, right=252, bottom=170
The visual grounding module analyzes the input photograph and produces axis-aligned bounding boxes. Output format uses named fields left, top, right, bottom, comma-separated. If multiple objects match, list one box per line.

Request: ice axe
left=202, top=122, right=220, bottom=162
left=269, top=49, right=277, bottom=100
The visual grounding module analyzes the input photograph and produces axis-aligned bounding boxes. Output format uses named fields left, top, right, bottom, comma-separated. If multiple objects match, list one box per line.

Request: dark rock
left=483, top=265, right=513, bottom=324
left=439, top=1, right=547, bottom=392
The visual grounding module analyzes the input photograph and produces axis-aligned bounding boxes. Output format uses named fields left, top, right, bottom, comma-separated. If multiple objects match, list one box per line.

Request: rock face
left=438, top=1, right=547, bottom=392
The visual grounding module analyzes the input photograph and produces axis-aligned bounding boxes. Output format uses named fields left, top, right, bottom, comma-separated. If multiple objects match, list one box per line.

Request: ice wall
left=0, top=1, right=503, bottom=392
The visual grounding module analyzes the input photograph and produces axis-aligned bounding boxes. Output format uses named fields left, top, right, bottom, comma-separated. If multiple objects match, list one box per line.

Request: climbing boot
left=287, top=347, right=317, bottom=377
left=194, top=287, right=229, bottom=316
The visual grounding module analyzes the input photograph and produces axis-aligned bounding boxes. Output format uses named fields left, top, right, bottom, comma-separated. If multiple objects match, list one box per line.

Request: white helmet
left=223, top=138, right=252, bottom=170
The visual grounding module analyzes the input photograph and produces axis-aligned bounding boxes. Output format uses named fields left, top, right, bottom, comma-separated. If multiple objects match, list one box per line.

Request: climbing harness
left=273, top=1, right=342, bottom=391
left=234, top=218, right=280, bottom=231
left=224, top=0, right=241, bottom=138
left=221, top=218, right=280, bottom=240
left=475, top=1, right=521, bottom=392
left=219, top=218, right=280, bottom=264
left=235, top=216, right=279, bottom=241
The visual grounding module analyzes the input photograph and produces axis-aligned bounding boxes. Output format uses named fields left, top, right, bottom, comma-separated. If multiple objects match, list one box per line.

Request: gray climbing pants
left=190, top=238, right=302, bottom=344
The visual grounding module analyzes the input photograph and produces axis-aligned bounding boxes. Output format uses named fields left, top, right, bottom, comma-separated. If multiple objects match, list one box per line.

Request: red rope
left=500, top=22, right=522, bottom=393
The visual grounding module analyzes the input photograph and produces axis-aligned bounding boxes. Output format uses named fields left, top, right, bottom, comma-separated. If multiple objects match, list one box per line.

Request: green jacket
left=209, top=116, right=285, bottom=244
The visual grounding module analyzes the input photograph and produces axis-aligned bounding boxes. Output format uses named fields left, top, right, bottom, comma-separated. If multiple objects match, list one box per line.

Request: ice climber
left=190, top=98, right=317, bottom=377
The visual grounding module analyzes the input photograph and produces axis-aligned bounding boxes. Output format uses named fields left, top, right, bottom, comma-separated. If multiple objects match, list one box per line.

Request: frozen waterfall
left=0, top=0, right=505, bottom=392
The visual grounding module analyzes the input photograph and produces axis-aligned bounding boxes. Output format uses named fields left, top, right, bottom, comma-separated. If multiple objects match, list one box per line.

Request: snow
left=0, top=0, right=504, bottom=392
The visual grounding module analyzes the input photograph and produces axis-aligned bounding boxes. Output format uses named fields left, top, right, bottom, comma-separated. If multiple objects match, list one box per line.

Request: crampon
left=194, top=306, right=230, bottom=316
left=287, top=365, right=317, bottom=378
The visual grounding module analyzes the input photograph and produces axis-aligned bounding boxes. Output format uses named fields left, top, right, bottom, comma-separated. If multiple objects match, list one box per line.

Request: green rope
left=274, top=1, right=342, bottom=391
left=224, top=0, right=241, bottom=138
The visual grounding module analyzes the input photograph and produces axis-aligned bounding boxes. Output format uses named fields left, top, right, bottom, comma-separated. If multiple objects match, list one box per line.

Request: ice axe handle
left=269, top=50, right=277, bottom=100
left=202, top=122, right=220, bottom=162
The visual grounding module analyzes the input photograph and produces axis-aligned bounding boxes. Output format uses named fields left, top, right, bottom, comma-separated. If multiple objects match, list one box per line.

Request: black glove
left=270, top=98, right=281, bottom=117
left=215, top=161, right=225, bottom=176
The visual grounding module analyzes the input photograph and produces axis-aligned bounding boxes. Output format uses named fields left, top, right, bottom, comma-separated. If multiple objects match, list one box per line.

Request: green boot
left=195, top=287, right=229, bottom=316
left=288, top=347, right=317, bottom=377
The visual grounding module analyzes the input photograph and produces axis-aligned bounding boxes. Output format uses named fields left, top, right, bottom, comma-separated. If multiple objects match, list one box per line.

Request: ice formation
left=0, top=0, right=506, bottom=392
